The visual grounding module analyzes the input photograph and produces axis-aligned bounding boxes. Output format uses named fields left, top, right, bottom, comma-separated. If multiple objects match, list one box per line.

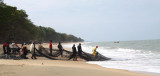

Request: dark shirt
left=58, top=44, right=63, bottom=50
left=77, top=45, right=82, bottom=53
left=72, top=46, right=77, bottom=54
left=7, top=43, right=10, bottom=50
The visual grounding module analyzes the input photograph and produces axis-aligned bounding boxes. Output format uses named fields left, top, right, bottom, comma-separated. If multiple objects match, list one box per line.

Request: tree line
left=0, top=2, right=84, bottom=43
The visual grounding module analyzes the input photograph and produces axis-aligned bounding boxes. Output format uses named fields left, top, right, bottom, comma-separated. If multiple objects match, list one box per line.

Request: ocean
left=64, top=39, right=160, bottom=74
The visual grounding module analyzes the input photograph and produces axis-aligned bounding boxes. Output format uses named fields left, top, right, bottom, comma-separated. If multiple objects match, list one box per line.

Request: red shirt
left=49, top=42, right=52, bottom=48
left=3, top=43, right=7, bottom=47
left=22, top=47, right=27, bottom=54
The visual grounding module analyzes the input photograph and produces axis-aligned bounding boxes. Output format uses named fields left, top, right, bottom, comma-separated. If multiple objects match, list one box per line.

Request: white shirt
left=12, top=43, right=17, bottom=48
left=30, top=43, right=34, bottom=53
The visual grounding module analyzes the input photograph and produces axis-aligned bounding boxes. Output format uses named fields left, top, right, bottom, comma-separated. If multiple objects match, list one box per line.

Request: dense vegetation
left=0, top=2, right=84, bottom=43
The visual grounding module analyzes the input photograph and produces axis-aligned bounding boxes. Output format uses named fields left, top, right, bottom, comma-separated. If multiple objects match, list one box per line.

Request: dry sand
left=0, top=43, right=153, bottom=76
left=0, top=60, right=152, bottom=76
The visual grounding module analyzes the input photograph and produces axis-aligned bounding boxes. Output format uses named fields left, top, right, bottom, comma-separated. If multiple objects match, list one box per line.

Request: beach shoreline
left=0, top=43, right=154, bottom=76
left=0, top=60, right=153, bottom=76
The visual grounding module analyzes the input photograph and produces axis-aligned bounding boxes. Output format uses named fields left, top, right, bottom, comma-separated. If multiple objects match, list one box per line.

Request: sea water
left=64, top=39, right=160, bottom=74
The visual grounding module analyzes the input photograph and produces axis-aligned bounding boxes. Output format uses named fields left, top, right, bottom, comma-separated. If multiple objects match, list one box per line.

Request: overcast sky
left=4, top=0, right=160, bottom=42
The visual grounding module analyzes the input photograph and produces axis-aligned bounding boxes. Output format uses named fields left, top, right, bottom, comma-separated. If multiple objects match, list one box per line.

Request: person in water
left=49, top=40, right=53, bottom=55
left=93, top=46, right=98, bottom=56
left=58, top=42, right=63, bottom=57
left=68, top=44, right=77, bottom=61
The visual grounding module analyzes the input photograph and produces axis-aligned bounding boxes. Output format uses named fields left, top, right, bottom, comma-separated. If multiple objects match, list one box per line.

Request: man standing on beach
left=49, top=40, right=53, bottom=55
left=6, top=42, right=11, bottom=58
left=68, top=44, right=77, bottom=61
left=3, top=42, right=7, bottom=54
left=11, top=41, right=17, bottom=54
left=77, top=43, right=82, bottom=56
left=58, top=42, right=63, bottom=57
left=22, top=44, right=28, bottom=59
left=30, top=42, right=37, bottom=59
left=77, top=43, right=89, bottom=61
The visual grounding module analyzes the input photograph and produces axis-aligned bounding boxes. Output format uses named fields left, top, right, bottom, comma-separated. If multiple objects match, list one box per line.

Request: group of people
left=2, top=40, right=99, bottom=61
left=2, top=42, right=29, bottom=59
left=49, top=40, right=63, bottom=57
left=48, top=40, right=81, bottom=61
left=2, top=41, right=44, bottom=59
left=69, top=43, right=99, bottom=61
left=45, top=40, right=99, bottom=61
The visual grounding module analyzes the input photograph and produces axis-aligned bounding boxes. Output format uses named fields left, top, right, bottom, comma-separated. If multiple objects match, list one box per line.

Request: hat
left=96, top=46, right=98, bottom=48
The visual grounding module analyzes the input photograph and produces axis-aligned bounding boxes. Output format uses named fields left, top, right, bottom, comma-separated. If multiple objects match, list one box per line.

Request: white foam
left=63, top=42, right=160, bottom=74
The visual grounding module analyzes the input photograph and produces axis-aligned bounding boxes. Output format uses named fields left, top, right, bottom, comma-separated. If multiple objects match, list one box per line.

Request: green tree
left=0, top=3, right=84, bottom=43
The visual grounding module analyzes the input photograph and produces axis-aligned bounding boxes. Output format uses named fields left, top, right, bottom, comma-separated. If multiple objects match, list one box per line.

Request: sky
left=4, top=0, right=160, bottom=42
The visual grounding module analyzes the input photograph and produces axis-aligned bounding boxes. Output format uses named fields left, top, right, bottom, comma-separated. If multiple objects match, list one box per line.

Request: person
left=77, top=43, right=89, bottom=61
left=30, top=42, right=37, bottom=59
left=30, top=42, right=34, bottom=53
left=22, top=44, right=28, bottom=59
left=6, top=42, right=11, bottom=58
left=77, top=43, right=82, bottom=56
left=11, top=42, right=16, bottom=54
left=3, top=42, right=7, bottom=54
left=14, top=43, right=21, bottom=57
left=68, top=44, right=77, bottom=61
left=93, top=46, right=98, bottom=56
left=58, top=42, right=63, bottom=57
left=21, top=42, right=24, bottom=52
left=49, top=40, right=53, bottom=55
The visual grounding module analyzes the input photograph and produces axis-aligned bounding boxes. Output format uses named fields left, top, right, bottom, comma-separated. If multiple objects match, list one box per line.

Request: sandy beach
left=0, top=60, right=152, bottom=76
left=0, top=43, right=153, bottom=76
left=1, top=0, right=160, bottom=75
